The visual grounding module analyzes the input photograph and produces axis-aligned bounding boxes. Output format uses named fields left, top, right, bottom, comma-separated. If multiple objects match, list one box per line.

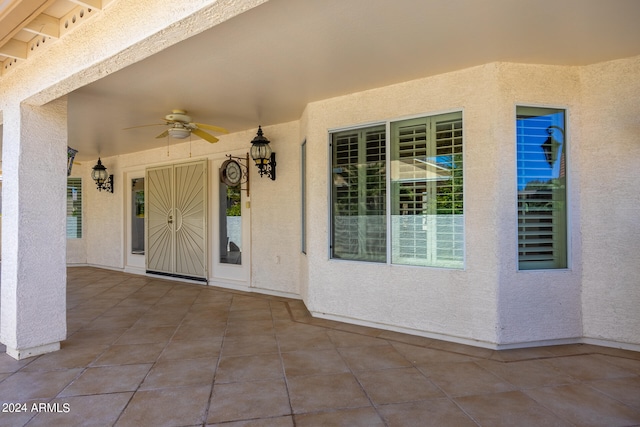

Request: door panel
left=174, top=162, right=207, bottom=277
left=146, top=160, right=207, bottom=280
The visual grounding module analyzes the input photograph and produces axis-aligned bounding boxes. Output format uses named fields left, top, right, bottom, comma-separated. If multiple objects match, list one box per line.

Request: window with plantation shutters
left=391, top=112, right=464, bottom=268
left=67, top=178, right=82, bottom=238
left=516, top=106, right=567, bottom=270
left=330, top=111, right=464, bottom=268
left=331, top=126, right=386, bottom=262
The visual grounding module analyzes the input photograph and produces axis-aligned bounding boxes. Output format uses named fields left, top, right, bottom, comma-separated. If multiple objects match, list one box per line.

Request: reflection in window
left=517, top=106, right=567, bottom=270
left=220, top=183, right=242, bottom=264
left=131, top=178, right=145, bottom=254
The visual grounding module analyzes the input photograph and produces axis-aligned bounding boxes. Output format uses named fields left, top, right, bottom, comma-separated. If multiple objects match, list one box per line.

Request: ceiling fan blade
left=191, top=128, right=219, bottom=143
left=122, top=123, right=166, bottom=130
left=193, top=123, right=228, bottom=134
left=155, top=130, right=169, bottom=139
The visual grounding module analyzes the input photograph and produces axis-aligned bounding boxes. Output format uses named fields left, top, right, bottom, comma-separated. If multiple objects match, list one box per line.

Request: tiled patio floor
left=1, top=267, right=639, bottom=426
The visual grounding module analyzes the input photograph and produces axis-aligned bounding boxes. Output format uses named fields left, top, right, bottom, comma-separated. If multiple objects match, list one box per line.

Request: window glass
left=516, top=106, right=567, bottom=269
left=330, top=111, right=464, bottom=268
left=220, top=183, right=242, bottom=264
left=131, top=178, right=145, bottom=254
left=391, top=112, right=464, bottom=268
left=67, top=178, right=82, bottom=238
left=331, top=126, right=387, bottom=262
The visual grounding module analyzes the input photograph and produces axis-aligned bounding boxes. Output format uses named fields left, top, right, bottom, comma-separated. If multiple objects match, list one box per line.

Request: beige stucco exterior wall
left=579, top=55, right=640, bottom=346
left=300, top=60, right=638, bottom=349
left=303, top=64, right=504, bottom=346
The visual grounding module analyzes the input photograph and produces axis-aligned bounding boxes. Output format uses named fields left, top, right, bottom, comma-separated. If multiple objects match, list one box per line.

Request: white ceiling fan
left=124, top=109, right=228, bottom=143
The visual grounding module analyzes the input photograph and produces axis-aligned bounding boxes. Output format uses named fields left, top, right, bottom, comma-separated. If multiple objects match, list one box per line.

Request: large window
left=331, top=111, right=464, bottom=268
left=516, top=106, right=567, bottom=270
left=67, top=178, right=82, bottom=238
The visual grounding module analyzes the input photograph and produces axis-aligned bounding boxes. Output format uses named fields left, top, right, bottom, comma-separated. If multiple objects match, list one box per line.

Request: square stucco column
left=1, top=99, right=68, bottom=360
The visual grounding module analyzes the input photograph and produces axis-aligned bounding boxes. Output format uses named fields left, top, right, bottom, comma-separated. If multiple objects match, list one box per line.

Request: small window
left=67, top=178, right=82, bottom=238
left=516, top=106, right=567, bottom=270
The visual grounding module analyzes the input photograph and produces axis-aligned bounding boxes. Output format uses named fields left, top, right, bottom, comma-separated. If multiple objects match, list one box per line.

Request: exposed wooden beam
left=0, top=0, right=57, bottom=46
left=67, top=0, right=101, bottom=10
left=0, top=38, right=27, bottom=59
left=24, top=13, right=59, bottom=38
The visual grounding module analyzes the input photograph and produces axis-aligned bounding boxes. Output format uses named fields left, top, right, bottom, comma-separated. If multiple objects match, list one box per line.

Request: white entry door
left=146, top=160, right=208, bottom=281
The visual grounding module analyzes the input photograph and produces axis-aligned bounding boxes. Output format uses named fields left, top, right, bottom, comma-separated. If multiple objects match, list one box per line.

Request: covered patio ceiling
left=1, top=0, right=640, bottom=162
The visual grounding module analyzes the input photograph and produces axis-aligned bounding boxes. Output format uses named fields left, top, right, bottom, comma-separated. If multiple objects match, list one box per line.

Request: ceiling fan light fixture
left=168, top=127, right=190, bottom=139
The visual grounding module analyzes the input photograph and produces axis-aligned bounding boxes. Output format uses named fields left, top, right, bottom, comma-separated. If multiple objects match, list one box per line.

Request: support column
left=1, top=98, right=68, bottom=360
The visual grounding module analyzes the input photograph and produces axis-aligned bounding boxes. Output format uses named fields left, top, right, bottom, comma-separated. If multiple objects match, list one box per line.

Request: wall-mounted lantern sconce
left=91, top=158, right=114, bottom=193
left=250, top=126, right=276, bottom=180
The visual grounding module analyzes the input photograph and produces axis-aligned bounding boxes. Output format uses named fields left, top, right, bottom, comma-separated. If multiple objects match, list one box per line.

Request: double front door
left=146, top=160, right=208, bottom=281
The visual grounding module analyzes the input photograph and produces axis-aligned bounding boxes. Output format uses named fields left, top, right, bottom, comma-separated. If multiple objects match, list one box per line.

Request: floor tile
left=338, top=344, right=412, bottom=371
left=114, top=325, right=177, bottom=345
left=326, top=330, right=389, bottom=348
left=378, top=398, right=477, bottom=427
left=225, top=319, right=275, bottom=337
left=27, top=392, right=133, bottom=427
left=140, top=358, right=216, bottom=390
left=20, top=345, right=106, bottom=372
left=355, top=367, right=444, bottom=404
left=0, top=369, right=82, bottom=401
left=546, top=354, right=638, bottom=381
left=2, top=268, right=640, bottom=426
left=294, top=407, right=385, bottom=427
left=587, top=376, right=640, bottom=410
left=158, top=337, right=222, bottom=361
left=525, top=383, right=640, bottom=427
left=221, top=334, right=279, bottom=357
left=417, top=361, right=515, bottom=397
left=207, top=379, right=291, bottom=424
left=276, top=329, right=335, bottom=352
left=60, top=363, right=152, bottom=396
left=116, top=385, right=211, bottom=427
left=287, top=372, right=371, bottom=414
left=172, top=324, right=227, bottom=341
left=392, top=342, right=479, bottom=364
left=456, top=390, right=573, bottom=426
left=91, top=342, right=166, bottom=366
left=207, top=415, right=294, bottom=426
left=476, top=358, right=577, bottom=389
left=216, top=353, right=283, bottom=383
left=282, top=348, right=350, bottom=377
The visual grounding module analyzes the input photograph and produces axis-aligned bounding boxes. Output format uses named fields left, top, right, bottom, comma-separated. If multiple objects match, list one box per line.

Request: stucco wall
left=489, top=63, right=584, bottom=346
left=303, top=64, right=504, bottom=346
left=579, top=56, right=640, bottom=347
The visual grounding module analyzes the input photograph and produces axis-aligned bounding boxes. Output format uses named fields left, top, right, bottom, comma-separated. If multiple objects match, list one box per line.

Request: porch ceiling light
left=168, top=125, right=190, bottom=139
left=91, top=158, right=114, bottom=193
left=250, top=126, right=276, bottom=180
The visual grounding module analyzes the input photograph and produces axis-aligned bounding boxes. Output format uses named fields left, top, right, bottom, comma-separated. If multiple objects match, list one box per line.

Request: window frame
left=329, top=109, right=465, bottom=268
left=66, top=177, right=83, bottom=239
left=515, top=104, right=570, bottom=271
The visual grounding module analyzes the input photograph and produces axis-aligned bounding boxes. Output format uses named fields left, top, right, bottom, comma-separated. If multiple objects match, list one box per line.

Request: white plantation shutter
left=66, top=178, right=82, bottom=238
left=332, top=126, right=386, bottom=262
left=391, top=112, right=463, bottom=268
left=517, top=107, right=567, bottom=269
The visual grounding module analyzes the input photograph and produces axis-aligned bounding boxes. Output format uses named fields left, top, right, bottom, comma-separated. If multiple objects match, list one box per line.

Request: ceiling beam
left=23, top=12, right=59, bottom=38
left=0, top=38, right=27, bottom=59
left=67, top=0, right=101, bottom=10
left=0, top=0, right=57, bottom=47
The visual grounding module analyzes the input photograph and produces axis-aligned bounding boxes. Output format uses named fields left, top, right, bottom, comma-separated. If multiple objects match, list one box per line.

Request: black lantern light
left=250, top=126, right=276, bottom=180
left=91, top=158, right=114, bottom=193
